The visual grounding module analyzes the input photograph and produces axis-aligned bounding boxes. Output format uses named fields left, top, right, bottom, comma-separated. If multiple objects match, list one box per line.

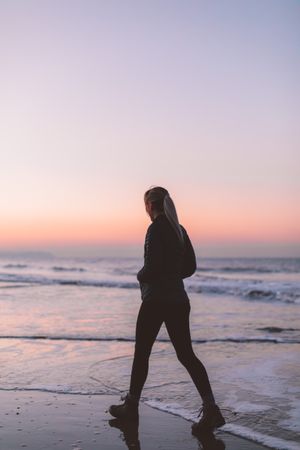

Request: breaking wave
left=0, top=335, right=299, bottom=344
left=0, top=273, right=138, bottom=289
left=52, top=266, right=86, bottom=272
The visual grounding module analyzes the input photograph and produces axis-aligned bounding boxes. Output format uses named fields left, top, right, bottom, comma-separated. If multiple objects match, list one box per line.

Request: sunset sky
left=0, top=1, right=299, bottom=257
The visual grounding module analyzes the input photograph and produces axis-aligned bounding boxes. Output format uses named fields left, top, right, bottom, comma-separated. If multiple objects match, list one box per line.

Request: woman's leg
left=164, top=300, right=215, bottom=406
left=129, top=301, right=164, bottom=400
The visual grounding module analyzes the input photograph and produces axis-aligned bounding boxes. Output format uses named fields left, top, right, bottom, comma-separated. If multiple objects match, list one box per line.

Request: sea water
left=0, top=256, right=299, bottom=449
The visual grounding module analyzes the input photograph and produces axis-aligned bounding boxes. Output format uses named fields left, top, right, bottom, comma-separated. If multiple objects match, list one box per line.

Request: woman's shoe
left=191, top=404, right=225, bottom=434
left=109, top=393, right=139, bottom=421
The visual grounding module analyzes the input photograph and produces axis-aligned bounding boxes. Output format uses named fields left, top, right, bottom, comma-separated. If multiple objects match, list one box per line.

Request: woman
left=109, top=186, right=225, bottom=434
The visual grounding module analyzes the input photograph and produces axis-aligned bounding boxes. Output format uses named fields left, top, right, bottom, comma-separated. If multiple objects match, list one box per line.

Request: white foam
left=227, top=401, right=271, bottom=413
left=144, top=399, right=300, bottom=450
left=279, top=398, right=300, bottom=433
left=224, top=390, right=272, bottom=414
left=144, top=399, right=196, bottom=421
left=0, top=386, right=104, bottom=396
left=223, top=423, right=300, bottom=450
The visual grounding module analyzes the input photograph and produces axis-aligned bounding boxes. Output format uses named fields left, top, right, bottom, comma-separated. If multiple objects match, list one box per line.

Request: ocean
left=0, top=256, right=299, bottom=449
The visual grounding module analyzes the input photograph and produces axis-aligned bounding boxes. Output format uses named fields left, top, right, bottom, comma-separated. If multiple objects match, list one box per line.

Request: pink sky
left=0, top=1, right=299, bottom=257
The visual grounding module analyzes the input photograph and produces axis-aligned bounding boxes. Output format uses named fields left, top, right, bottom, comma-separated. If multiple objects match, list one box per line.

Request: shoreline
left=0, top=390, right=277, bottom=450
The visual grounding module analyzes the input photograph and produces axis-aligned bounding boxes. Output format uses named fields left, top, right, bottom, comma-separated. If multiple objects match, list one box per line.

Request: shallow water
left=0, top=256, right=299, bottom=449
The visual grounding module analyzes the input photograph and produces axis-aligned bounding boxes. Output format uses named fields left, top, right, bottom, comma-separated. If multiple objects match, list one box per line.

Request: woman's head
left=144, top=186, right=184, bottom=245
left=144, top=186, right=169, bottom=216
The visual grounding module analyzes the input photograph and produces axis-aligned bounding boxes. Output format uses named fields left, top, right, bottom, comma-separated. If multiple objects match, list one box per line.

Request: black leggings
left=129, top=299, right=215, bottom=404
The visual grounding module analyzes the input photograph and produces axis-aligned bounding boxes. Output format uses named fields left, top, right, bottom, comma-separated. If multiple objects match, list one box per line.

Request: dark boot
left=191, top=404, right=225, bottom=434
left=109, top=393, right=139, bottom=421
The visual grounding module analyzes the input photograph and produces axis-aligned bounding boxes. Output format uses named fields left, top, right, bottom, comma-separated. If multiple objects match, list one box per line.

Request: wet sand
left=0, top=391, right=271, bottom=449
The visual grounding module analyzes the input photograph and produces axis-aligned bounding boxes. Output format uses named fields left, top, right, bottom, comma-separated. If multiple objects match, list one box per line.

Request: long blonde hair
left=144, top=186, right=184, bottom=246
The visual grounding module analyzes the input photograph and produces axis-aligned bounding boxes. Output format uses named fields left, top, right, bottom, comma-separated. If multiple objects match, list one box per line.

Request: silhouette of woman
left=109, top=186, right=225, bottom=433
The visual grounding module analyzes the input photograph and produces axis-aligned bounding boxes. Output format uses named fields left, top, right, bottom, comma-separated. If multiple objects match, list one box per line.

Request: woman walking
left=109, top=186, right=225, bottom=434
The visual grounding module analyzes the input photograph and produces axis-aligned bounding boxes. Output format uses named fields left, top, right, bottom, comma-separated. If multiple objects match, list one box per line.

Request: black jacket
left=137, top=214, right=197, bottom=302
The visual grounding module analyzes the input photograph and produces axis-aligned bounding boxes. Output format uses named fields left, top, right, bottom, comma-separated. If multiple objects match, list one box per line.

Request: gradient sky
left=0, top=0, right=299, bottom=257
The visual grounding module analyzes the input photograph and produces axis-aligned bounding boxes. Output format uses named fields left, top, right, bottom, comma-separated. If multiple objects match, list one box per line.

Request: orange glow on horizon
left=0, top=218, right=145, bottom=246
left=0, top=208, right=299, bottom=248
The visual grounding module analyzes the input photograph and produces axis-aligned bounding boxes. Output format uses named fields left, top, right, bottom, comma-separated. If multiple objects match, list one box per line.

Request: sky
left=0, top=0, right=299, bottom=257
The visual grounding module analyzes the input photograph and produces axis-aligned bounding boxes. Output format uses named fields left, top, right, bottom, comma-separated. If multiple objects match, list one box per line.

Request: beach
left=0, top=256, right=299, bottom=449
left=0, top=390, right=273, bottom=450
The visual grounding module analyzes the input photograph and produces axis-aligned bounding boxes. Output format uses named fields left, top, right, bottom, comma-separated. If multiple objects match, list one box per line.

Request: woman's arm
left=181, top=226, right=197, bottom=279
left=137, top=223, right=163, bottom=283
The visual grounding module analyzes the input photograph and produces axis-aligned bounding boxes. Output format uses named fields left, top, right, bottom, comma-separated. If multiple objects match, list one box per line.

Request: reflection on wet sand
left=109, top=417, right=225, bottom=450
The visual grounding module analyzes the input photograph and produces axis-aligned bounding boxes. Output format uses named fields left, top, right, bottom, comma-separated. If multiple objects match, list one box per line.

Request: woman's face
left=145, top=200, right=154, bottom=221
